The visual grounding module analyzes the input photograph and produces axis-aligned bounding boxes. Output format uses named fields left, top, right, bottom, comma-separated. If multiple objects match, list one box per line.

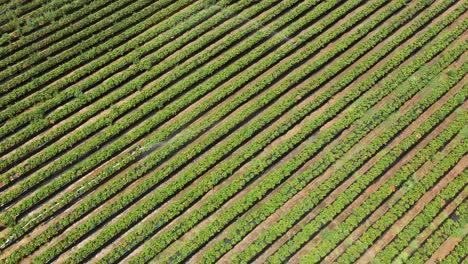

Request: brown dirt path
left=253, top=74, right=466, bottom=263
left=320, top=131, right=465, bottom=264
left=0, top=2, right=291, bottom=257
left=1, top=0, right=201, bottom=124
left=122, top=1, right=402, bottom=260
left=159, top=1, right=440, bottom=261
left=359, top=178, right=467, bottom=264
left=219, top=10, right=468, bottom=262
left=13, top=1, right=330, bottom=260
left=289, top=104, right=466, bottom=263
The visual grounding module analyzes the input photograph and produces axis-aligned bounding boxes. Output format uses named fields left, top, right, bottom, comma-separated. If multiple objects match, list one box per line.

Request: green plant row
left=0, top=0, right=127, bottom=72
left=405, top=202, right=467, bottom=264
left=298, top=108, right=467, bottom=263
left=268, top=90, right=464, bottom=262
left=0, top=0, right=236, bottom=177
left=0, top=0, right=113, bottom=58
left=63, top=1, right=405, bottom=262
left=0, top=0, right=14, bottom=7
left=0, top=0, right=45, bottom=29
left=335, top=137, right=468, bottom=263
left=0, top=0, right=124, bottom=60
left=0, top=0, right=191, bottom=107
left=153, top=9, right=466, bottom=264
left=374, top=170, right=467, bottom=263
left=0, top=0, right=28, bottom=10
left=0, top=0, right=194, bottom=121
left=298, top=129, right=466, bottom=263
left=7, top=0, right=357, bottom=261
left=0, top=0, right=253, bottom=160
left=0, top=0, right=32, bottom=28
left=0, top=0, right=307, bottom=213
left=126, top=9, right=463, bottom=264
left=0, top=0, right=57, bottom=33
left=0, top=0, right=282, bottom=155
left=0, top=0, right=324, bottom=257
left=437, top=230, right=468, bottom=264
left=245, top=57, right=468, bottom=264
left=0, top=0, right=91, bottom=39
left=215, top=40, right=468, bottom=264
left=0, top=0, right=241, bottom=166
left=0, top=0, right=157, bottom=87
left=0, top=0, right=11, bottom=6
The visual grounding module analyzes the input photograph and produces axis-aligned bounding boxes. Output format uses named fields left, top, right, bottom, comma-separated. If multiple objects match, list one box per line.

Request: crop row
left=0, top=0, right=50, bottom=33
left=154, top=8, right=467, bottom=264
left=60, top=1, right=406, bottom=261
left=0, top=0, right=279, bottom=153
left=214, top=38, right=467, bottom=264
left=0, top=0, right=244, bottom=156
left=334, top=133, right=467, bottom=263
left=437, top=230, right=468, bottom=264
left=0, top=0, right=91, bottom=39
left=3, top=0, right=368, bottom=261
left=0, top=0, right=244, bottom=168
left=0, top=0, right=195, bottom=121
left=0, top=0, right=13, bottom=8
left=269, top=90, right=467, bottom=264
left=0, top=0, right=155, bottom=88
left=0, top=0, right=329, bottom=255
left=0, top=0, right=44, bottom=30
left=0, top=0, right=113, bottom=61
left=0, top=0, right=464, bottom=263
left=0, top=0, right=239, bottom=175
left=375, top=170, right=467, bottom=263
left=406, top=202, right=467, bottom=264
left=298, top=108, right=466, bottom=262
left=0, top=0, right=191, bottom=108
left=0, top=0, right=312, bottom=216
left=299, top=126, right=465, bottom=263
left=0, top=0, right=121, bottom=61
left=244, top=55, right=467, bottom=264
left=132, top=11, right=460, bottom=260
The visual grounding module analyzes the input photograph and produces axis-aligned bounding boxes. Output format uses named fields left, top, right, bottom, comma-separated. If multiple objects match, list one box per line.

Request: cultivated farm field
left=0, top=0, right=467, bottom=263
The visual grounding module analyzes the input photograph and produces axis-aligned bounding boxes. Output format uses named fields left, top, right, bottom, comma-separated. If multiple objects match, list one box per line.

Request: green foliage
left=437, top=235, right=468, bottom=264
left=204, top=2, right=467, bottom=263
left=0, top=0, right=466, bottom=263
left=0, top=0, right=194, bottom=129
left=0, top=0, right=179, bottom=108
left=406, top=203, right=467, bottom=264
